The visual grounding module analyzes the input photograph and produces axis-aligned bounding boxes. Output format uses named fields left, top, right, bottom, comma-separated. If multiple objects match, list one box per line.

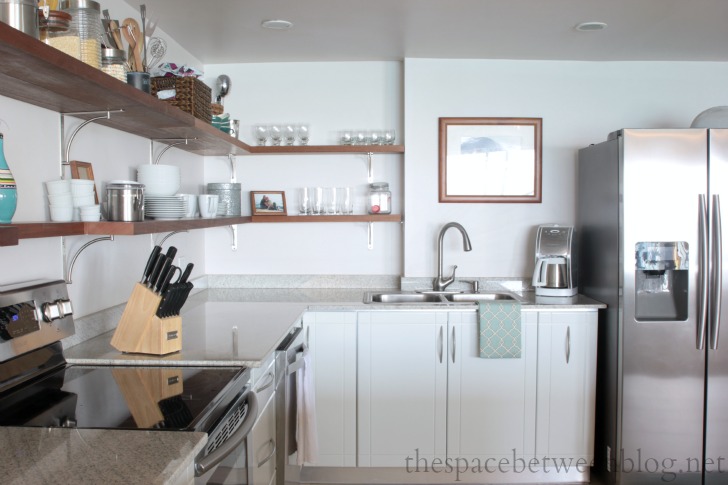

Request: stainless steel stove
left=0, top=279, right=258, bottom=484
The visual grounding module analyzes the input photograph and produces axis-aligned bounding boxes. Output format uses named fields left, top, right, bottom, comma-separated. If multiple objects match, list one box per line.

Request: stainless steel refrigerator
left=577, top=128, right=728, bottom=485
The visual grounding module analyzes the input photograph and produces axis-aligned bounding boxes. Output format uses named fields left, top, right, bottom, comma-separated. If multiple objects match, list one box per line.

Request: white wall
left=1, top=0, right=206, bottom=318
left=202, top=62, right=404, bottom=275
left=404, top=59, right=728, bottom=279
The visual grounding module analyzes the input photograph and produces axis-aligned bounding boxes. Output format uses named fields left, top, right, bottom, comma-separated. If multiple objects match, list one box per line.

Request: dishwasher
left=274, top=325, right=307, bottom=485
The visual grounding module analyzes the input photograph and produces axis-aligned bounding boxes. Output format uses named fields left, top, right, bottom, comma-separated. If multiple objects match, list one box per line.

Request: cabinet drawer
left=252, top=356, right=276, bottom=409
left=250, top=396, right=277, bottom=485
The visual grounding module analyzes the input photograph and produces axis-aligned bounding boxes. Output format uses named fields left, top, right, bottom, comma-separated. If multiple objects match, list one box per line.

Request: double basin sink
left=363, top=290, right=518, bottom=305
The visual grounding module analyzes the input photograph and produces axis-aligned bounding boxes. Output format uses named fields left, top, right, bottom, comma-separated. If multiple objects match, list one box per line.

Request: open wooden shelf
left=0, top=226, right=19, bottom=246
left=250, top=214, right=401, bottom=223
left=248, top=145, right=404, bottom=154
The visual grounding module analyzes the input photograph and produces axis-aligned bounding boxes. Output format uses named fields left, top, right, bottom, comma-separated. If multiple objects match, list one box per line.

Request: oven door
left=195, top=386, right=259, bottom=485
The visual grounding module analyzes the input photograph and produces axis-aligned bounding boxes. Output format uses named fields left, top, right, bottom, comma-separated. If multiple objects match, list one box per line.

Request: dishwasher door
left=274, top=325, right=306, bottom=485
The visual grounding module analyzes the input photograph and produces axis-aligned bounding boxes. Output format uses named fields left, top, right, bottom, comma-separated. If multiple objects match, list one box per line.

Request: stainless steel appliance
left=0, top=279, right=258, bottom=484
left=577, top=128, right=728, bottom=484
left=533, top=224, right=578, bottom=297
left=275, top=325, right=306, bottom=485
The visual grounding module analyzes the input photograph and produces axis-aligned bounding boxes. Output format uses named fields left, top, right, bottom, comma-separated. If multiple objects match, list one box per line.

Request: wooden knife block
left=111, top=367, right=183, bottom=428
left=111, top=283, right=182, bottom=355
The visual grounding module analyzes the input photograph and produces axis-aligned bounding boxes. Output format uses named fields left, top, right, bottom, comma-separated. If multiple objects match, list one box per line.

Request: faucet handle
left=462, top=280, right=479, bottom=293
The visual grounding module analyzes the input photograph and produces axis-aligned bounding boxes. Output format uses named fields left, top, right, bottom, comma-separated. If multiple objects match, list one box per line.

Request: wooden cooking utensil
left=109, top=19, right=124, bottom=52
left=122, top=18, right=143, bottom=72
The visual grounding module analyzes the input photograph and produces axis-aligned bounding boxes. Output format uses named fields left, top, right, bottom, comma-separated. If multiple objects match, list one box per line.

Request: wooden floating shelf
left=250, top=214, right=402, bottom=223
left=248, top=145, right=404, bottom=154
left=5, top=215, right=401, bottom=242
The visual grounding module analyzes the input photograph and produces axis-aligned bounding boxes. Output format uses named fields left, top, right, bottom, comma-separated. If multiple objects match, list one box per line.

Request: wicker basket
left=151, top=77, right=212, bottom=123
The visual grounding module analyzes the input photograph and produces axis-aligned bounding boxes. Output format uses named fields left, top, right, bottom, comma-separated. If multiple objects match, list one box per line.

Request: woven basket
left=151, top=77, right=212, bottom=123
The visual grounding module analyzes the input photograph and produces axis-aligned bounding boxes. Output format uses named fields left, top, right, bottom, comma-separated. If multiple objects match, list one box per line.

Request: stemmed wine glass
left=283, top=124, right=296, bottom=146
left=269, top=125, right=283, bottom=146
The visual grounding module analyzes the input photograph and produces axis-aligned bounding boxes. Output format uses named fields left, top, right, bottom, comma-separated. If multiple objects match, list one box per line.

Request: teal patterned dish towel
left=479, top=301, right=522, bottom=358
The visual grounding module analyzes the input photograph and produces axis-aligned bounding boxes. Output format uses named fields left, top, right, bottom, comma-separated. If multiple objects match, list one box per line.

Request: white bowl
left=71, top=186, right=95, bottom=197
left=70, top=179, right=95, bottom=186
left=80, top=213, right=101, bottom=222
left=48, top=193, right=73, bottom=206
left=45, top=179, right=71, bottom=195
left=79, top=204, right=101, bottom=213
left=50, top=205, right=74, bottom=222
left=73, top=194, right=96, bottom=207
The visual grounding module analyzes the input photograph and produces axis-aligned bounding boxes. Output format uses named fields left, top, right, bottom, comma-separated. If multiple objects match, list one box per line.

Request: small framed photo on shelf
left=69, top=160, right=99, bottom=204
left=251, top=191, right=287, bottom=215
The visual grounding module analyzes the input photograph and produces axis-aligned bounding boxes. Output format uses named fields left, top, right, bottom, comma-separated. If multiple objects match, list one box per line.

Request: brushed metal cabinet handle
left=565, top=326, right=571, bottom=364
left=255, top=371, right=275, bottom=393
left=699, top=194, right=709, bottom=350
left=438, top=325, right=443, bottom=363
left=257, top=439, right=277, bottom=468
left=451, top=326, right=456, bottom=363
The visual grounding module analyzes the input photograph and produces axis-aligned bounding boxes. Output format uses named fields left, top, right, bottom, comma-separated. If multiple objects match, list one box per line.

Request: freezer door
left=705, top=129, right=728, bottom=484
left=620, top=129, right=706, bottom=484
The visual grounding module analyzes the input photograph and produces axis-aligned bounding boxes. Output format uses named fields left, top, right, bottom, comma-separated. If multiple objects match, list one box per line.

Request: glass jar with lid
left=101, top=48, right=128, bottom=82
left=367, top=182, right=392, bottom=215
left=60, top=0, right=103, bottom=69
left=39, top=10, right=81, bottom=60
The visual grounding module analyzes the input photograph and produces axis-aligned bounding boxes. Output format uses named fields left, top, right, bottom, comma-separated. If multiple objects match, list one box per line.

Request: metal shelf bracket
left=368, top=221, right=374, bottom=250
left=61, top=110, right=124, bottom=169
left=367, top=152, right=374, bottom=183
left=151, top=138, right=195, bottom=165
left=65, top=235, right=114, bottom=284
left=229, top=225, right=238, bottom=251
left=228, top=153, right=237, bottom=182
left=156, top=230, right=188, bottom=246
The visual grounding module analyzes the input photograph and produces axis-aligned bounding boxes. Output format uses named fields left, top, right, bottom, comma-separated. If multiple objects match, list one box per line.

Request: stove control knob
left=61, top=417, right=77, bottom=428
left=41, top=299, right=73, bottom=323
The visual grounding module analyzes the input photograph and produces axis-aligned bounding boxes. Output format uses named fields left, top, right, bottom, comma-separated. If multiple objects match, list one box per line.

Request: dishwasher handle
left=287, top=344, right=309, bottom=376
left=195, top=389, right=259, bottom=476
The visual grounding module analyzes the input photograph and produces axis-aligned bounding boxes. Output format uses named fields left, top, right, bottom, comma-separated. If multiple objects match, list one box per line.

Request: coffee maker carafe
left=532, top=224, right=578, bottom=297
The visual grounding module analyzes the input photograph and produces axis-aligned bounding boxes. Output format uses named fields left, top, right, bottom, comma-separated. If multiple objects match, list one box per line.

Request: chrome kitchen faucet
left=432, top=222, right=472, bottom=292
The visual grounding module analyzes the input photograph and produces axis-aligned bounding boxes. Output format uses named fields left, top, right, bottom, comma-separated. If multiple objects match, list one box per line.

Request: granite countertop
left=0, top=427, right=206, bottom=485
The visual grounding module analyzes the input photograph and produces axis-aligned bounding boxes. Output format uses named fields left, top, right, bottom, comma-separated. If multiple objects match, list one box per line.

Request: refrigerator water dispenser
left=634, top=241, right=689, bottom=321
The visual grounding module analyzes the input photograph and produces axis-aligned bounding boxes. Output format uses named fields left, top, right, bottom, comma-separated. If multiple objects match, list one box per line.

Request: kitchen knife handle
left=698, top=194, right=709, bottom=350
left=153, top=257, right=172, bottom=293
left=179, top=263, right=194, bottom=284
left=710, top=194, right=722, bottom=350
left=141, top=245, right=162, bottom=283
left=147, top=253, right=166, bottom=288
left=158, top=267, right=177, bottom=297
left=165, top=246, right=177, bottom=262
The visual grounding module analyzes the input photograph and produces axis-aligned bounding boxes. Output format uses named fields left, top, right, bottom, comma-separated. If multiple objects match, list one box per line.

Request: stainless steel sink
left=365, top=292, right=446, bottom=303
left=446, top=292, right=517, bottom=302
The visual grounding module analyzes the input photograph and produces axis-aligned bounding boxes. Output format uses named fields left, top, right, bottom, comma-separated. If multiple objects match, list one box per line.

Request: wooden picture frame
left=438, top=117, right=542, bottom=203
left=250, top=191, right=287, bottom=215
left=69, top=160, right=99, bottom=204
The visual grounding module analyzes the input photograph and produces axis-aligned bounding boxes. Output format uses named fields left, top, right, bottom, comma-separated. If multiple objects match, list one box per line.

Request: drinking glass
left=298, top=187, right=311, bottom=215
left=269, top=125, right=283, bottom=146
left=324, top=187, right=338, bottom=215
left=253, top=125, right=269, bottom=146
left=340, top=130, right=353, bottom=145
left=370, top=130, right=383, bottom=146
left=297, top=124, right=310, bottom=145
left=311, top=186, right=324, bottom=215
left=283, top=124, right=296, bottom=146
left=383, top=128, right=396, bottom=145
left=337, top=187, right=353, bottom=215
left=354, top=130, right=370, bottom=146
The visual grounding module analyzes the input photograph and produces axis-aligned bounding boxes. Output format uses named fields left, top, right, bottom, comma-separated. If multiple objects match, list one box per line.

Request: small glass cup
left=269, top=125, right=283, bottom=146
left=298, top=187, right=311, bottom=215
left=297, top=124, right=310, bottom=145
left=283, top=124, right=296, bottom=146
left=311, top=186, right=324, bottom=215
left=383, top=128, right=396, bottom=145
left=324, top=187, right=338, bottom=215
left=340, top=130, right=353, bottom=145
left=337, top=187, right=353, bottom=215
left=370, top=130, right=383, bottom=146
left=253, top=125, right=269, bottom=146
left=354, top=130, right=370, bottom=146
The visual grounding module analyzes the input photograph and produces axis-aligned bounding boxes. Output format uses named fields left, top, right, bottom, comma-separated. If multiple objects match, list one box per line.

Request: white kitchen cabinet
left=357, top=311, right=448, bottom=467
left=250, top=393, right=278, bottom=485
left=302, top=311, right=357, bottom=467
left=447, top=310, right=538, bottom=463
left=535, top=310, right=598, bottom=463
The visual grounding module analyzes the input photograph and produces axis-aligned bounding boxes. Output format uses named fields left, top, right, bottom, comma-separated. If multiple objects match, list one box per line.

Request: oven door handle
left=194, top=389, right=259, bottom=477
left=287, top=344, right=309, bottom=376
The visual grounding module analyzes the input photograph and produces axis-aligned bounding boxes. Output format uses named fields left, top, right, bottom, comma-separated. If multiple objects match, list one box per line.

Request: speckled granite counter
left=0, top=427, right=206, bottom=485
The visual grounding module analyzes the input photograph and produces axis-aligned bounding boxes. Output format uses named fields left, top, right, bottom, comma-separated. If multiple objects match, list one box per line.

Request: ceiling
left=125, top=0, right=728, bottom=65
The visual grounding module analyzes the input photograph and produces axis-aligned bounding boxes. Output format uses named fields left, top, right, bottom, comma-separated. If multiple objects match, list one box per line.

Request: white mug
left=198, top=194, right=219, bottom=218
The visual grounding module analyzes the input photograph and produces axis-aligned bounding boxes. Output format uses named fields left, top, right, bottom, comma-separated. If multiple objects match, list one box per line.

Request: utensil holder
left=111, top=283, right=182, bottom=355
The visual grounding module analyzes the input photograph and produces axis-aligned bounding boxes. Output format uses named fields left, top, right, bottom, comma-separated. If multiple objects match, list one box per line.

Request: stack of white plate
left=137, top=164, right=181, bottom=196
left=145, top=195, right=186, bottom=220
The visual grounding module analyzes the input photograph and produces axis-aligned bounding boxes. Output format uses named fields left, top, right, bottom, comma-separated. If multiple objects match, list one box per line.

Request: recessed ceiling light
left=575, top=21, right=608, bottom=32
left=261, top=19, right=293, bottom=30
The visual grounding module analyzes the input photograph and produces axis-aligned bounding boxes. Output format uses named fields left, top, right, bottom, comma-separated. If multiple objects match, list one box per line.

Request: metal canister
left=206, top=183, right=241, bottom=216
left=105, top=181, right=144, bottom=221
left=0, top=0, right=45, bottom=39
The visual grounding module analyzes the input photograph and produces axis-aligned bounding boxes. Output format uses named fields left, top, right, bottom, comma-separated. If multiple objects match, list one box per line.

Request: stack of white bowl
left=46, top=179, right=73, bottom=222
left=137, top=164, right=181, bottom=196
left=70, top=179, right=100, bottom=221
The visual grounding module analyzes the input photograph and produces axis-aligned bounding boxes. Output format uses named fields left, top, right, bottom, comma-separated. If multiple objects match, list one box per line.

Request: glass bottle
left=39, top=10, right=81, bottom=60
left=0, top=134, right=18, bottom=224
left=60, top=0, right=103, bottom=69
left=101, top=48, right=128, bottom=82
left=367, top=182, right=391, bottom=215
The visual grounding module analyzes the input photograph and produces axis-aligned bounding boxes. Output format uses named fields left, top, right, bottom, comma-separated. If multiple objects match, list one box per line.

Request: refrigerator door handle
left=710, top=194, right=723, bottom=350
left=699, top=194, right=709, bottom=350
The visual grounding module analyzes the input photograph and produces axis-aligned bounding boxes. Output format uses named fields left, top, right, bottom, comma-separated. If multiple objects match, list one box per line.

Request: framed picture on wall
left=438, top=117, right=542, bottom=203
left=69, top=160, right=99, bottom=204
left=250, top=191, right=287, bottom=215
